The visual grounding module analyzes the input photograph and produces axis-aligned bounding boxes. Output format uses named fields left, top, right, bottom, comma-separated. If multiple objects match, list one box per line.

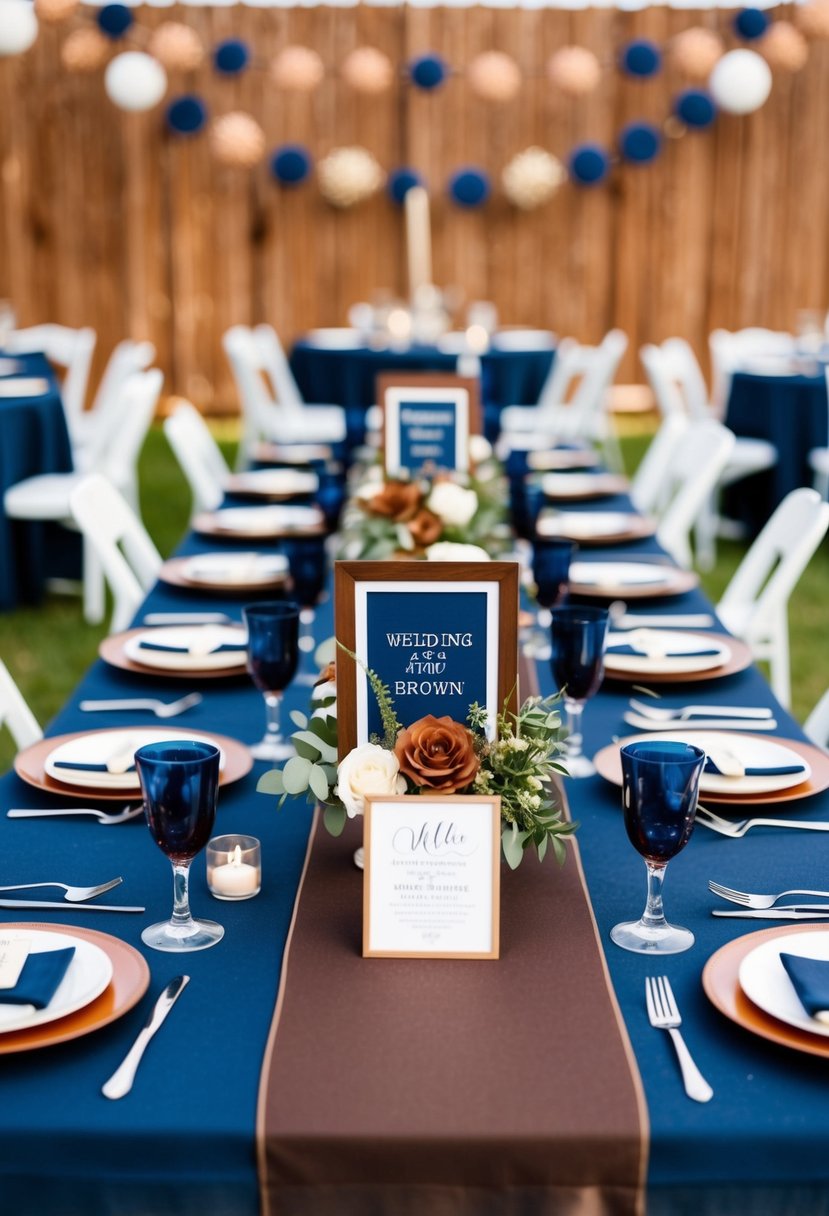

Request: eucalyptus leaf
left=308, top=763, right=331, bottom=803
left=292, top=736, right=319, bottom=762
left=256, top=769, right=284, bottom=795
left=502, top=824, right=530, bottom=870
left=289, top=710, right=308, bottom=730
left=292, top=729, right=337, bottom=764
left=323, top=803, right=347, bottom=837
left=282, top=755, right=313, bottom=795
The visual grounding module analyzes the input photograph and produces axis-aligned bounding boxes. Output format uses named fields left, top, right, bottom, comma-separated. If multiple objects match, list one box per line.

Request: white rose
left=426, top=481, right=478, bottom=528
left=425, top=542, right=491, bottom=562
left=468, top=434, right=493, bottom=465
left=335, top=742, right=406, bottom=818
left=311, top=679, right=337, bottom=704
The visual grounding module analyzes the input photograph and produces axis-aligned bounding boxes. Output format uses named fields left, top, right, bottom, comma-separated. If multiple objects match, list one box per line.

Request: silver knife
left=0, top=898, right=145, bottom=912
left=102, top=976, right=190, bottom=1100
left=713, top=907, right=829, bottom=919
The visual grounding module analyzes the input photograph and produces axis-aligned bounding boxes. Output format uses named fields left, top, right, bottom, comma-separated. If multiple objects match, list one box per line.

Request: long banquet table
left=2, top=479, right=829, bottom=1215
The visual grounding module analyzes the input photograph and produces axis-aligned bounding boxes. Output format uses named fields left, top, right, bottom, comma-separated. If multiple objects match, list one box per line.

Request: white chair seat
left=4, top=473, right=83, bottom=521
left=728, top=437, right=778, bottom=473
left=809, top=446, right=829, bottom=472
left=278, top=405, right=347, bottom=444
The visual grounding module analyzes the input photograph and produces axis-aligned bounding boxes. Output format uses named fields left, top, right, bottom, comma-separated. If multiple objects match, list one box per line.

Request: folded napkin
left=703, top=758, right=806, bottom=778
left=53, top=760, right=136, bottom=773
left=606, top=644, right=721, bottom=658
left=780, top=953, right=829, bottom=1023
left=0, top=947, right=75, bottom=1008
left=137, top=641, right=245, bottom=655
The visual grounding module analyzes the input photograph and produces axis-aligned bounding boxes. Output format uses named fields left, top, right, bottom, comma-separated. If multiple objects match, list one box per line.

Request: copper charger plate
left=593, top=732, right=829, bottom=807
left=193, top=512, right=326, bottom=541
left=15, top=727, right=253, bottom=802
left=703, top=924, right=829, bottom=1059
left=100, top=629, right=247, bottom=680
left=603, top=632, right=753, bottom=684
left=0, top=923, right=149, bottom=1055
left=222, top=473, right=314, bottom=502
left=569, top=565, right=699, bottom=600
left=541, top=474, right=631, bottom=501
left=537, top=514, right=657, bottom=546
left=527, top=449, right=601, bottom=472
left=158, top=557, right=290, bottom=595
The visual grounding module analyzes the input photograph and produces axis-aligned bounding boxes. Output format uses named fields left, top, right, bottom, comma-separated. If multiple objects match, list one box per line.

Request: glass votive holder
left=206, top=835, right=261, bottom=901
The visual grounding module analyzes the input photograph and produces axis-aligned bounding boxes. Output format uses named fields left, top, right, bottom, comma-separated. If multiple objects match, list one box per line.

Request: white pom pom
left=708, top=49, right=772, bottom=115
left=105, top=52, right=168, bottom=113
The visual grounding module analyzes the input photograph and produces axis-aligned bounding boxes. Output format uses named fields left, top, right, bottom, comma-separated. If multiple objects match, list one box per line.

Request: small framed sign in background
left=334, top=560, right=519, bottom=756
left=363, top=794, right=501, bottom=959
left=377, top=374, right=480, bottom=477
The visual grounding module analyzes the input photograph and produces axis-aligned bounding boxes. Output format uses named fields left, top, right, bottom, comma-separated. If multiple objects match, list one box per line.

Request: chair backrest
left=223, top=325, right=276, bottom=457
left=163, top=401, right=228, bottom=514
left=717, top=487, right=829, bottom=637
left=655, top=419, right=736, bottom=568
left=805, top=689, right=829, bottom=751
left=254, top=324, right=304, bottom=412
left=89, top=369, right=163, bottom=494
left=709, top=327, right=795, bottom=413
left=629, top=412, right=690, bottom=515
left=0, top=658, right=42, bottom=751
left=536, top=337, right=580, bottom=410
left=554, top=329, right=628, bottom=438
left=69, top=474, right=162, bottom=634
left=8, top=323, right=97, bottom=425
left=89, top=339, right=156, bottom=418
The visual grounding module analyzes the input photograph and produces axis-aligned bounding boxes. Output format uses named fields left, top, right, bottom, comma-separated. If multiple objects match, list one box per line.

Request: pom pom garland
left=387, top=168, right=423, bottom=205
left=213, top=39, right=249, bottom=76
left=0, top=0, right=39, bottom=55
left=569, top=144, right=611, bottom=186
left=547, top=46, right=602, bottom=96
left=270, top=144, right=313, bottom=186
left=61, top=26, right=109, bottom=71
left=674, top=88, right=717, bottom=129
left=448, top=167, right=491, bottom=208
left=670, top=27, right=724, bottom=81
left=410, top=53, right=447, bottom=91
left=502, top=147, right=565, bottom=210
left=734, top=8, right=769, bottom=41
left=621, top=39, right=662, bottom=78
left=341, top=46, right=394, bottom=94
left=210, top=111, right=266, bottom=168
left=467, top=51, right=521, bottom=102
left=149, top=23, right=205, bottom=73
left=104, top=51, right=167, bottom=112
left=97, top=3, right=132, bottom=40
left=760, top=22, right=809, bottom=72
left=270, top=45, right=324, bottom=91
left=708, top=48, right=772, bottom=114
left=167, top=95, right=208, bottom=135
left=619, top=122, right=662, bottom=163
left=318, top=146, right=385, bottom=208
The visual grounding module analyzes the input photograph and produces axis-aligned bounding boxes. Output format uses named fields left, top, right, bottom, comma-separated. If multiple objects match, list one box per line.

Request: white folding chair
left=709, top=327, right=795, bottom=415
left=3, top=368, right=162, bottom=623
left=807, top=369, right=829, bottom=501
left=655, top=420, right=736, bottom=569
left=629, top=412, right=689, bottom=516
left=7, top=324, right=97, bottom=434
left=717, top=488, right=829, bottom=708
left=0, top=658, right=42, bottom=752
left=72, top=339, right=156, bottom=456
left=69, top=475, right=162, bottom=635
left=804, top=689, right=829, bottom=752
left=163, top=401, right=228, bottom=515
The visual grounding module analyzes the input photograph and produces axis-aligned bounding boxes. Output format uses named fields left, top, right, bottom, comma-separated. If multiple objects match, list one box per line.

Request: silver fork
left=645, top=976, right=713, bottom=1103
left=7, top=804, right=143, bottom=825
left=628, top=697, right=773, bottom=721
left=0, top=877, right=122, bottom=902
left=696, top=807, right=829, bottom=838
left=78, top=693, right=203, bottom=718
left=708, top=880, right=829, bottom=909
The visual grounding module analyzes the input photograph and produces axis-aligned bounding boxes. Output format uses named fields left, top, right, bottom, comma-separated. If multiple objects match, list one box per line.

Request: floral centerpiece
left=257, top=655, right=575, bottom=869
left=336, top=440, right=511, bottom=561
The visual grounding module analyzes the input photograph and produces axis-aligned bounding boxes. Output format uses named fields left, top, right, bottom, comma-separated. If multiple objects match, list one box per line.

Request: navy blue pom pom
left=410, top=54, right=447, bottom=91
left=619, top=122, right=661, bottom=164
left=270, top=144, right=313, bottom=186
left=388, top=168, right=423, bottom=205
left=97, top=4, right=133, bottom=38
left=448, top=168, right=490, bottom=208
left=569, top=143, right=610, bottom=186
left=621, top=40, right=662, bottom=78
left=214, top=39, right=250, bottom=75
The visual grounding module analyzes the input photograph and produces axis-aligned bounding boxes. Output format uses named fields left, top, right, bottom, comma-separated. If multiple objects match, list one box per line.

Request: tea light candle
left=207, top=835, right=261, bottom=900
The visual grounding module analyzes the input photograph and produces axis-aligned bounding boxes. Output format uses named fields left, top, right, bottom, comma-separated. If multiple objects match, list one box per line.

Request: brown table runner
left=257, top=801, right=647, bottom=1216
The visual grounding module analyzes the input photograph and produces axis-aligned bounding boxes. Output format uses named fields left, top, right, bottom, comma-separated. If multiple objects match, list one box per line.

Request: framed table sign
left=377, top=374, right=480, bottom=477
left=334, top=560, right=519, bottom=756
left=363, top=794, right=501, bottom=959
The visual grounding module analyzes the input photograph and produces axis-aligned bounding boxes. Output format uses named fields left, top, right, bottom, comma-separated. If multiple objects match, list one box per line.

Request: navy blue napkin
left=780, top=953, right=829, bottom=1019
left=0, top=947, right=75, bottom=1008
left=704, top=758, right=806, bottom=777
left=606, top=644, right=721, bottom=658
left=53, top=761, right=135, bottom=773
left=138, top=641, right=244, bottom=654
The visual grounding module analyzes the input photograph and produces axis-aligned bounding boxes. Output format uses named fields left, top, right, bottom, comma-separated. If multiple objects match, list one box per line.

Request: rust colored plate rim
left=193, top=513, right=326, bottom=541
left=158, top=557, right=290, bottom=595
left=0, top=922, right=150, bottom=1055
left=539, top=516, right=657, bottom=546
left=593, top=731, right=829, bottom=807
left=99, top=629, right=247, bottom=681
left=569, top=565, right=699, bottom=600
left=603, top=632, right=753, bottom=683
left=14, top=727, right=253, bottom=802
left=702, top=925, right=829, bottom=1059
left=541, top=474, right=631, bottom=501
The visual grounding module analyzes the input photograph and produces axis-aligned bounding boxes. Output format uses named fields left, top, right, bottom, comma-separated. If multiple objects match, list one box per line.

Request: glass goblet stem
left=298, top=607, right=316, bottom=653
left=564, top=697, right=585, bottom=764
left=264, top=692, right=283, bottom=743
left=641, top=860, right=668, bottom=931
left=170, top=861, right=196, bottom=932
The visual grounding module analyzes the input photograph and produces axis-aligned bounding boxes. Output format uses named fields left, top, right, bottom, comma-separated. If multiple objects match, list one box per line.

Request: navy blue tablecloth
left=0, top=353, right=73, bottom=609
left=725, top=369, right=828, bottom=533
left=290, top=340, right=554, bottom=445
left=2, top=485, right=829, bottom=1213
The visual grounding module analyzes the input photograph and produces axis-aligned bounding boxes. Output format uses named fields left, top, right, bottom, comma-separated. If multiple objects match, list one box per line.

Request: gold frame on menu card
left=362, top=795, right=501, bottom=960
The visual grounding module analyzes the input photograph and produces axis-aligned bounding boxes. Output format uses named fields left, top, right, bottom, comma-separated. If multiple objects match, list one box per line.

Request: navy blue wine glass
left=610, top=741, right=706, bottom=955
left=281, top=538, right=328, bottom=686
left=243, top=601, right=300, bottom=760
left=549, top=605, right=608, bottom=778
left=524, top=539, right=577, bottom=659
left=135, top=741, right=224, bottom=952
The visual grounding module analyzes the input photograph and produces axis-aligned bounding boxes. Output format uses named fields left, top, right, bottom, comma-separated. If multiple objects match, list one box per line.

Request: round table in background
left=725, top=368, right=828, bottom=533
left=289, top=338, right=555, bottom=445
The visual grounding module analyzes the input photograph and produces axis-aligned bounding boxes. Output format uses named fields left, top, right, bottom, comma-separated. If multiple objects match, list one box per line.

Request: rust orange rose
left=394, top=715, right=480, bottom=793
left=314, top=660, right=336, bottom=687
left=408, top=507, right=443, bottom=548
left=365, top=480, right=423, bottom=522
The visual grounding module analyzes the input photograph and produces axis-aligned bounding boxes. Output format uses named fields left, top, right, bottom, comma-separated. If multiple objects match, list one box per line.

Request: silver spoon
left=78, top=693, right=203, bottom=718
left=7, top=804, right=143, bottom=825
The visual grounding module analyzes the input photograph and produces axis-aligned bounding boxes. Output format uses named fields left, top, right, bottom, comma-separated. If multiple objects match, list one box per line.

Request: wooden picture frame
left=363, top=794, right=501, bottom=960
left=377, top=374, right=481, bottom=477
left=334, top=560, right=519, bottom=757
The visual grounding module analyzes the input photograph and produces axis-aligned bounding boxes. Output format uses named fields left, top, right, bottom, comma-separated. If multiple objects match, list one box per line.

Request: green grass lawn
left=0, top=424, right=827, bottom=773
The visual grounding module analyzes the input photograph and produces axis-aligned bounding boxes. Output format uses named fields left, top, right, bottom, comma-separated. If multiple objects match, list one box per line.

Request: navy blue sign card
left=378, top=374, right=480, bottom=477
left=334, top=560, right=519, bottom=756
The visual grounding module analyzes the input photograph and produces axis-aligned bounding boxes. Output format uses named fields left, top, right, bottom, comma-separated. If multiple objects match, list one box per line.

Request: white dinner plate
left=491, top=329, right=555, bottom=351
left=604, top=629, right=731, bottom=675
left=0, top=929, right=113, bottom=1034
left=739, top=933, right=829, bottom=1039
left=569, top=561, right=673, bottom=589
left=181, top=552, right=288, bottom=588
left=123, top=625, right=247, bottom=673
left=540, top=473, right=625, bottom=499
left=537, top=512, right=641, bottom=541
left=739, top=357, right=797, bottom=377
left=195, top=505, right=324, bottom=536
left=45, top=728, right=227, bottom=790
left=225, top=469, right=318, bottom=497
left=304, top=328, right=364, bottom=349
left=0, top=378, right=50, bottom=397
left=617, top=730, right=811, bottom=795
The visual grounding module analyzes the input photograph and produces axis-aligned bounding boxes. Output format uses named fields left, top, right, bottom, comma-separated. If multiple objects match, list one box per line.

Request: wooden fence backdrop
left=2, top=3, right=829, bottom=411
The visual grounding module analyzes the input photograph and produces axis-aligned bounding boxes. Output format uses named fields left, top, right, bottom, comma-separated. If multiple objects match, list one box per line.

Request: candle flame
left=227, top=845, right=243, bottom=867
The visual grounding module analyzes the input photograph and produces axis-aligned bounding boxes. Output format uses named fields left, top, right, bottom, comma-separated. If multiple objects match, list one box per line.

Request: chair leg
left=82, top=538, right=105, bottom=625
left=770, top=620, right=791, bottom=710
left=694, top=495, right=717, bottom=572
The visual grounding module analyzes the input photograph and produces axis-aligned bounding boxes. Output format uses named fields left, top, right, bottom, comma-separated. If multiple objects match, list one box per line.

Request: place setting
left=192, top=504, right=326, bottom=540
left=603, top=628, right=753, bottom=683
left=536, top=507, right=657, bottom=546
left=221, top=468, right=319, bottom=501
left=158, top=552, right=291, bottom=595
left=537, top=471, right=630, bottom=501
left=99, top=622, right=249, bottom=680
left=567, top=559, right=699, bottom=600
